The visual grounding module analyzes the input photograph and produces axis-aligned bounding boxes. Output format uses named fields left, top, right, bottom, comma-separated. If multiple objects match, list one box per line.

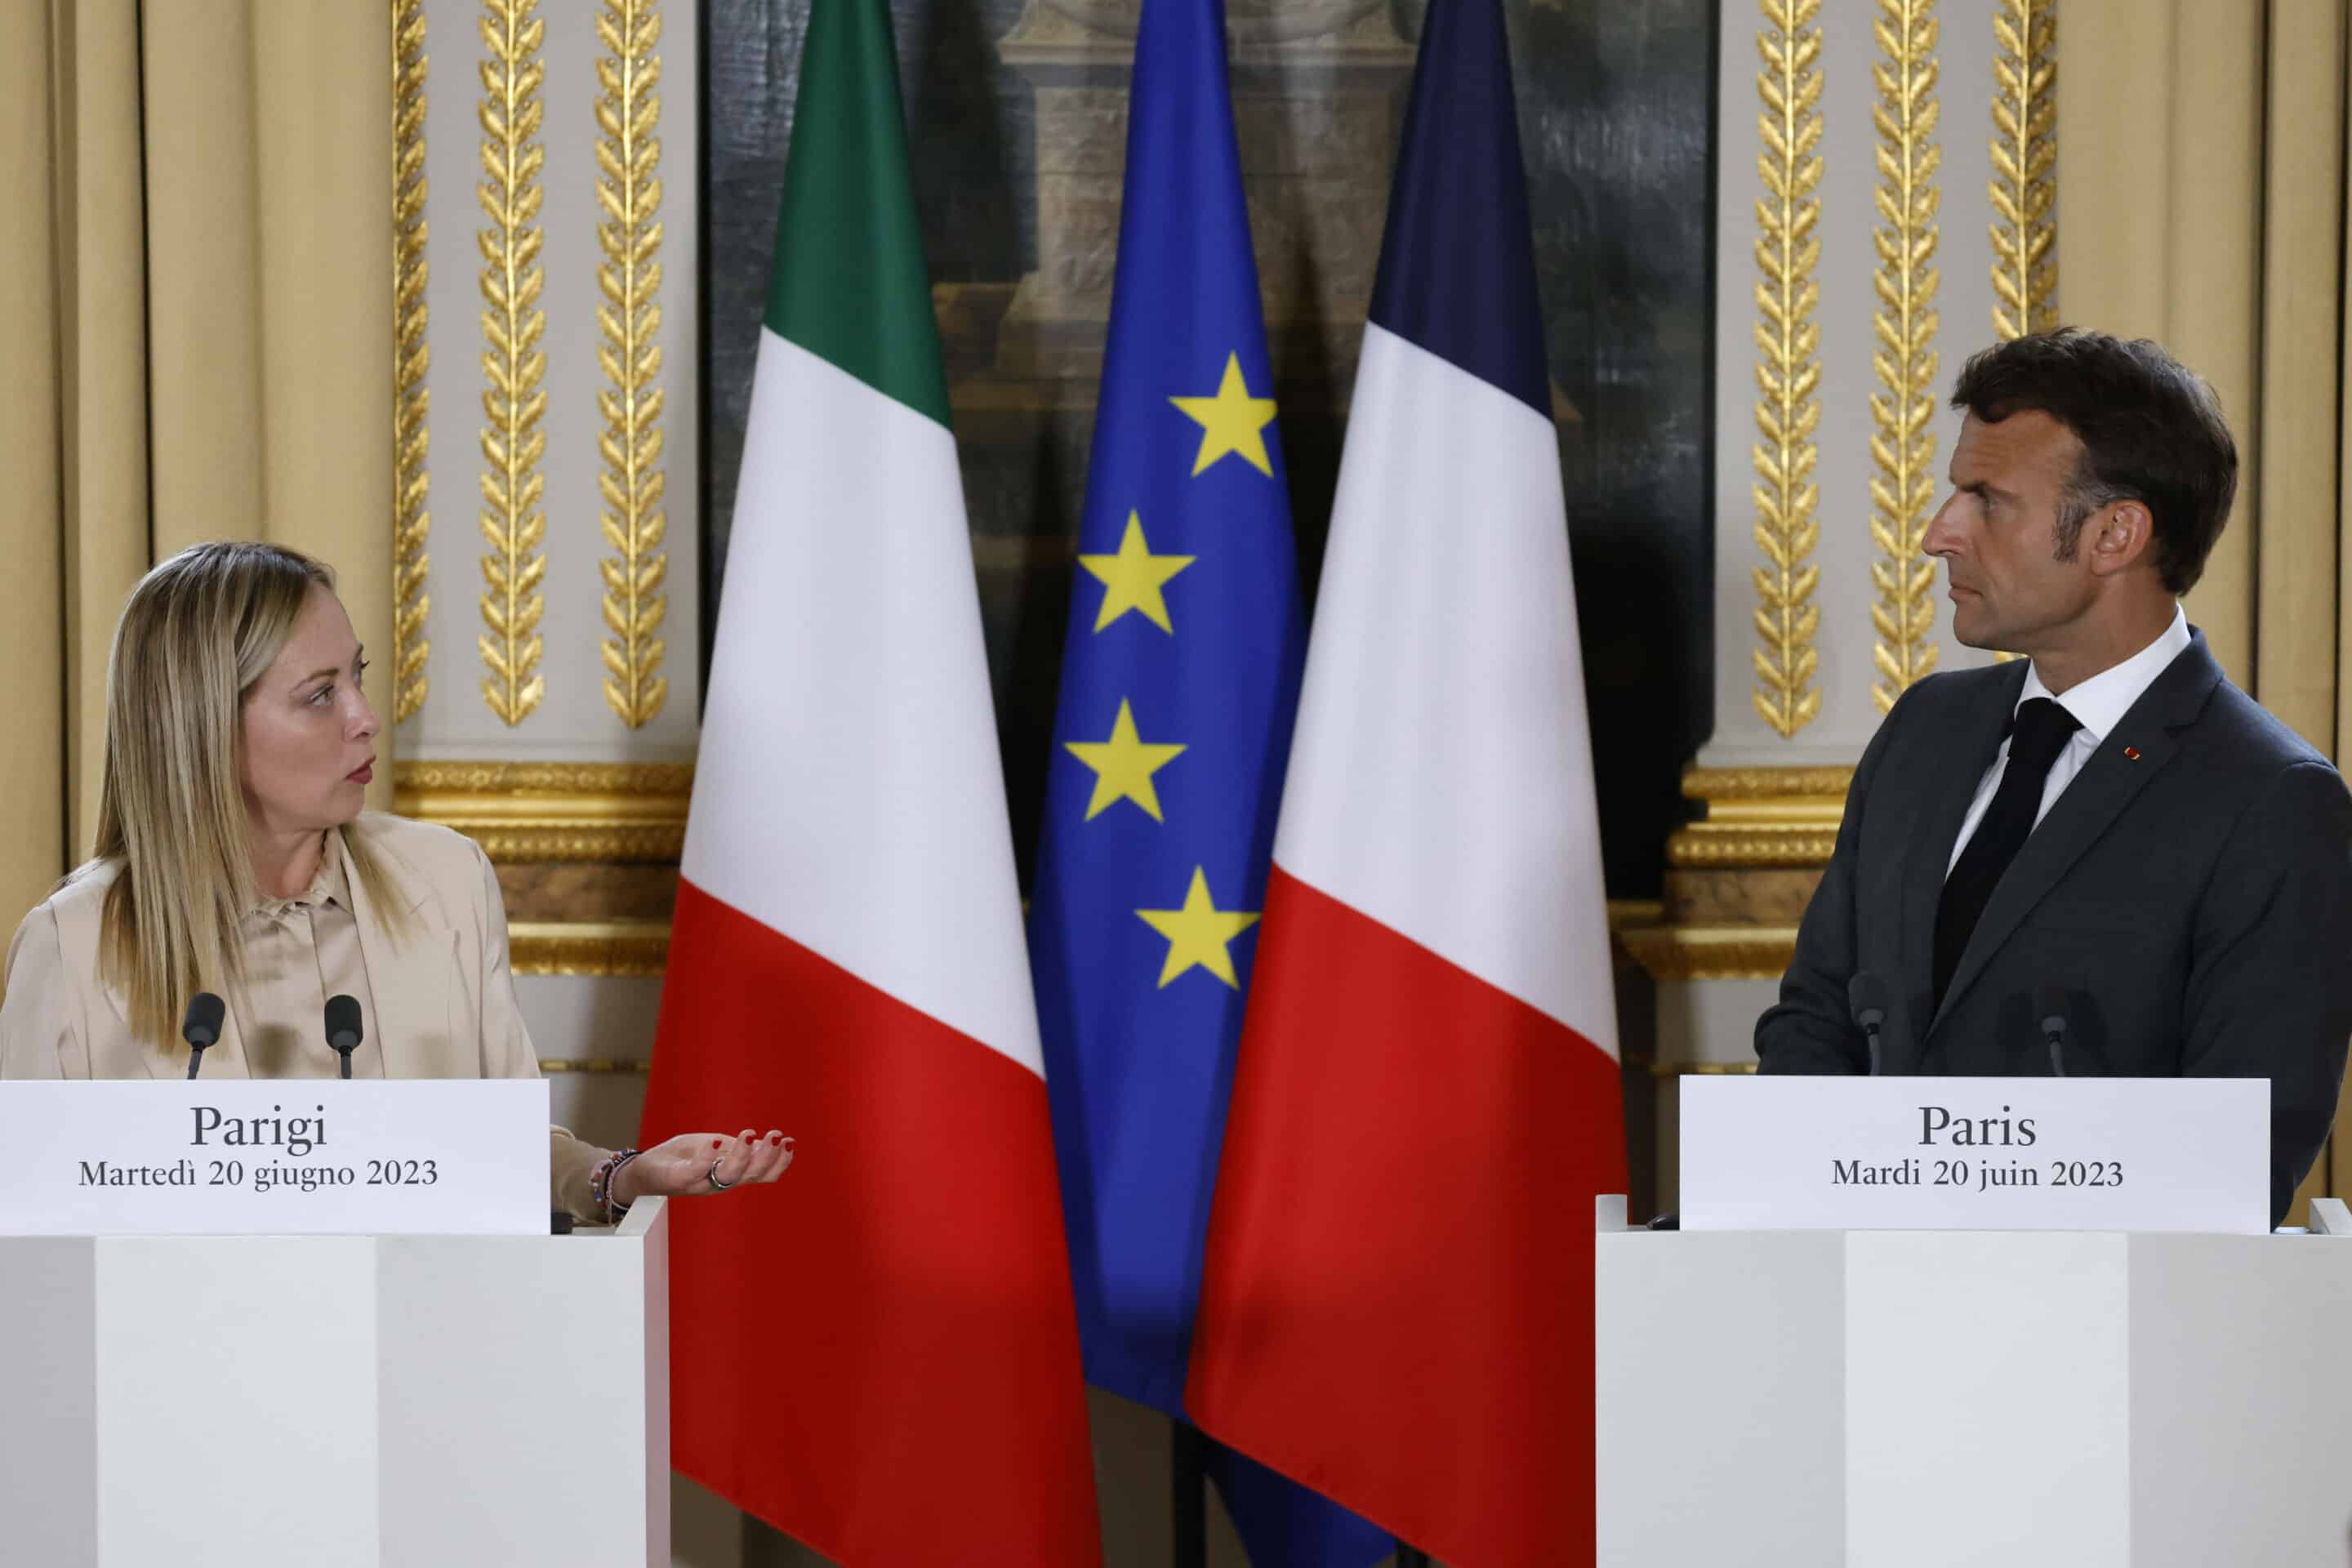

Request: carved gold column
left=476, top=0, right=549, bottom=727
left=1751, top=0, right=1824, bottom=739
left=595, top=0, right=670, bottom=729
left=1868, top=0, right=1940, bottom=714
left=393, top=0, right=432, bottom=724
left=1989, top=0, right=2056, bottom=341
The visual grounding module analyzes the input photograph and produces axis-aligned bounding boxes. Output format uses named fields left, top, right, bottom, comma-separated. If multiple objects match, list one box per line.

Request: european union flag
left=1027, top=0, right=1392, bottom=1561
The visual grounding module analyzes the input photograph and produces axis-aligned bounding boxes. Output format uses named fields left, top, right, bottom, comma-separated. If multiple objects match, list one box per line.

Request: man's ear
left=2085, top=498, right=2155, bottom=578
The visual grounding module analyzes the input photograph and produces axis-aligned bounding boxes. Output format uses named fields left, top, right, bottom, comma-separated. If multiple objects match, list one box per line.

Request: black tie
left=1933, top=697, right=2082, bottom=1012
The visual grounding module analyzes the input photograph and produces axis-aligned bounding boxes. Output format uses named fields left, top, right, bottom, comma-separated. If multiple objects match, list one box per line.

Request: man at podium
left=0, top=541, right=795, bottom=1223
left=1756, top=329, right=2352, bottom=1226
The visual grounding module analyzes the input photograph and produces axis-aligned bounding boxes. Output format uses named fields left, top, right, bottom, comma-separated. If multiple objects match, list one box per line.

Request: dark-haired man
left=1757, top=328, right=2352, bottom=1226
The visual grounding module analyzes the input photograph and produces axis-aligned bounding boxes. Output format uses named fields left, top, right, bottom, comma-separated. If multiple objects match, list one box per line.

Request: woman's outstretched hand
left=616, top=1129, right=794, bottom=1205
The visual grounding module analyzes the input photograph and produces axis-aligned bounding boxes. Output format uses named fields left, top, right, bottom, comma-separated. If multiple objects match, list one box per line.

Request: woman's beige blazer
left=0, top=812, right=604, bottom=1218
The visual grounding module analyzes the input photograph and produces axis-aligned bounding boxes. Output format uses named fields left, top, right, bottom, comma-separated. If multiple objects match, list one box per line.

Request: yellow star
left=1169, top=353, right=1278, bottom=478
left=1064, top=700, right=1187, bottom=822
left=1135, top=867, right=1261, bottom=989
left=1078, top=512, right=1195, bottom=634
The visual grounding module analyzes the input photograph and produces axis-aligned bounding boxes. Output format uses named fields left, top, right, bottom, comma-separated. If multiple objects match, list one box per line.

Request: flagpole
left=1171, top=1421, right=1207, bottom=1568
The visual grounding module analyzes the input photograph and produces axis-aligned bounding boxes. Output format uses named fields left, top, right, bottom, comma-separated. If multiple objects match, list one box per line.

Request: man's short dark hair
left=1949, top=328, right=2238, bottom=595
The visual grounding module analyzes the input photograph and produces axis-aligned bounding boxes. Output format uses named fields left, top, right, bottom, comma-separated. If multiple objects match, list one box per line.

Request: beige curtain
left=0, top=0, right=395, bottom=957
left=2060, top=0, right=2352, bottom=1214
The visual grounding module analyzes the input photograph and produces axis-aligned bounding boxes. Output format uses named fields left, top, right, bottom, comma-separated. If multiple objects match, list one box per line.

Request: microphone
left=1848, top=973, right=1891, bottom=1076
left=2034, top=985, right=2070, bottom=1077
left=324, top=994, right=363, bottom=1080
left=181, top=992, right=225, bottom=1080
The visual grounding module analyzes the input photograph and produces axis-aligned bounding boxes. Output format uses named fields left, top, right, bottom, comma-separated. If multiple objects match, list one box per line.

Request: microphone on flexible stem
left=2034, top=985, right=2070, bottom=1077
left=1847, top=973, right=1891, bottom=1076
left=181, top=992, right=225, bottom=1080
left=324, top=994, right=363, bottom=1080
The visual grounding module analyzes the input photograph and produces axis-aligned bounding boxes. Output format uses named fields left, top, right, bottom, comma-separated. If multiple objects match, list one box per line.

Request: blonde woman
left=0, top=541, right=792, bottom=1222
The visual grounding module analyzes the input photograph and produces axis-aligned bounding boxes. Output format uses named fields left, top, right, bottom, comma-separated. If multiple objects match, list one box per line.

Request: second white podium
left=1597, top=1195, right=2352, bottom=1566
left=0, top=1197, right=669, bottom=1568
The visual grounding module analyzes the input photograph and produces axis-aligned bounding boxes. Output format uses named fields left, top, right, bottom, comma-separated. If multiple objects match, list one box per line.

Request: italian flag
left=639, top=0, right=1100, bottom=1559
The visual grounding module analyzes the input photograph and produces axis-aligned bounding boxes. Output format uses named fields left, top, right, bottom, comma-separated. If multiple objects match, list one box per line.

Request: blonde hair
left=90, top=542, right=404, bottom=1051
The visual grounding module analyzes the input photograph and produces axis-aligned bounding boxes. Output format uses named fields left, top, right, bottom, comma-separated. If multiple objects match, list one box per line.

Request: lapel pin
left=2123, top=745, right=2142, bottom=762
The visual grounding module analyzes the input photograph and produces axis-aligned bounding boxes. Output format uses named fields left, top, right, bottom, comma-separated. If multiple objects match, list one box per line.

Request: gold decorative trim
left=595, top=0, right=670, bottom=728
left=511, top=920, right=670, bottom=976
left=1615, top=924, right=1799, bottom=981
left=539, top=1058, right=654, bottom=1074
left=1682, top=766, right=1855, bottom=803
left=1667, top=825, right=1839, bottom=868
left=395, top=760, right=692, bottom=862
left=1989, top=0, right=2056, bottom=341
left=1640, top=1059, right=1762, bottom=1079
left=1751, top=0, right=1825, bottom=739
left=1869, top=0, right=1942, bottom=714
left=397, top=760, right=693, bottom=793
left=478, top=0, right=550, bottom=727
left=392, top=0, right=432, bottom=724
left=1667, top=768, right=1847, bottom=868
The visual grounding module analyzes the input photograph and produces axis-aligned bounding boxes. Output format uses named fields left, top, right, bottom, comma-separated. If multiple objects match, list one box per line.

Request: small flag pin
left=2123, top=746, right=2142, bottom=762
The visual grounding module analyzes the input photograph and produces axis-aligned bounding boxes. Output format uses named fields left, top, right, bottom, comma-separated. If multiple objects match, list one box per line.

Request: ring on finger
left=709, top=1155, right=737, bottom=1192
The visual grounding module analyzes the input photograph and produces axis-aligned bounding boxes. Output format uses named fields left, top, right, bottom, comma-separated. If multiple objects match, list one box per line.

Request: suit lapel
left=1895, top=663, right=2024, bottom=1060
left=1926, top=634, right=2224, bottom=1037
left=344, top=822, right=439, bottom=1079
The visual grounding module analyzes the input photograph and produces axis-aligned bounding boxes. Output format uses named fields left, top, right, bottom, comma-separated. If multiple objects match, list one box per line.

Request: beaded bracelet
left=590, top=1147, right=642, bottom=1224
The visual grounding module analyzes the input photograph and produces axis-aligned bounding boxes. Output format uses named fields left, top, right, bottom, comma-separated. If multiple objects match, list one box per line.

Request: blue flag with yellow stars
left=1026, top=0, right=1392, bottom=1561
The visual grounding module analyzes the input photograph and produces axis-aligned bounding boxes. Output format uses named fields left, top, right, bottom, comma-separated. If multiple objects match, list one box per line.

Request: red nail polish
left=712, top=1139, right=724, bottom=1148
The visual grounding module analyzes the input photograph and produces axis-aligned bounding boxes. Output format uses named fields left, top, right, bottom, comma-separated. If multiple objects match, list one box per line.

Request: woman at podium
left=0, top=541, right=794, bottom=1223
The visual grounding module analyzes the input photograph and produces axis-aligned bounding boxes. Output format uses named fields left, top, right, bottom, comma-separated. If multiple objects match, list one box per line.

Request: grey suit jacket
left=1757, top=630, right=2352, bottom=1225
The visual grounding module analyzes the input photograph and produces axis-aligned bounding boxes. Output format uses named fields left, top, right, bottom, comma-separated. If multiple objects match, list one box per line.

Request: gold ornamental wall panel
left=1653, top=0, right=2057, bottom=1002
left=399, top=1, right=702, bottom=1004
left=403, top=0, right=701, bottom=765
left=1866, top=0, right=1942, bottom=714
left=1710, top=0, right=2023, bottom=775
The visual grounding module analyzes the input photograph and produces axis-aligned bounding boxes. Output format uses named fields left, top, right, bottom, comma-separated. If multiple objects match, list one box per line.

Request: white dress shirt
left=1945, top=605, right=2192, bottom=875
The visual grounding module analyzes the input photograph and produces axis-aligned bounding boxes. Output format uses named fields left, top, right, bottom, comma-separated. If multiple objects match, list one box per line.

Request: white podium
left=1597, top=1195, right=2352, bottom=1566
left=0, top=1198, right=669, bottom=1568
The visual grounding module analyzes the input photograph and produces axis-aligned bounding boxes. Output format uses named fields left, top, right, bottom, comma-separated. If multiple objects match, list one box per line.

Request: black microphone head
left=2034, top=985, right=2069, bottom=1036
left=1846, top=973, right=1889, bottom=1030
left=324, top=994, right=363, bottom=1053
left=181, top=991, right=225, bottom=1049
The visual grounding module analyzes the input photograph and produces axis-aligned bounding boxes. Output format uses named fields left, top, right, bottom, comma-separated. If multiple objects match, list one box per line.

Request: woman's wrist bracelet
left=590, top=1147, right=641, bottom=1223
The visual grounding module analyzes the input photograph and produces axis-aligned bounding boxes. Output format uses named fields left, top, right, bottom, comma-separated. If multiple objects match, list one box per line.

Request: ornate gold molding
left=1639, top=1059, right=1761, bottom=1079
left=399, top=760, right=693, bottom=793
left=395, top=760, right=692, bottom=862
left=1989, top=0, right=2056, bottom=341
left=1668, top=825, right=1838, bottom=868
left=392, top=0, right=432, bottom=724
left=1682, top=765, right=1855, bottom=803
left=539, top=1058, right=653, bottom=1074
left=595, top=0, right=670, bottom=728
left=510, top=920, right=670, bottom=976
left=478, top=0, right=550, bottom=727
left=1751, top=0, right=1824, bottom=738
left=1869, top=0, right=1942, bottom=715
left=1615, top=924, right=1799, bottom=982
left=1667, top=766, right=1846, bottom=868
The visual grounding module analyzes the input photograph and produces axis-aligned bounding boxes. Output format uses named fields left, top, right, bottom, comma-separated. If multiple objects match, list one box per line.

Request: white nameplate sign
left=0, top=1080, right=550, bottom=1236
left=1681, top=1076, right=2269, bottom=1234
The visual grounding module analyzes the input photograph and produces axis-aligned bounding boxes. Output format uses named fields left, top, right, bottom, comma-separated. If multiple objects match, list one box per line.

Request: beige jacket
left=0, top=811, right=606, bottom=1219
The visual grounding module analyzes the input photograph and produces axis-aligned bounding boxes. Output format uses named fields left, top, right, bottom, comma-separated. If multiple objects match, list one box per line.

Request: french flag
left=1183, top=0, right=1626, bottom=1560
